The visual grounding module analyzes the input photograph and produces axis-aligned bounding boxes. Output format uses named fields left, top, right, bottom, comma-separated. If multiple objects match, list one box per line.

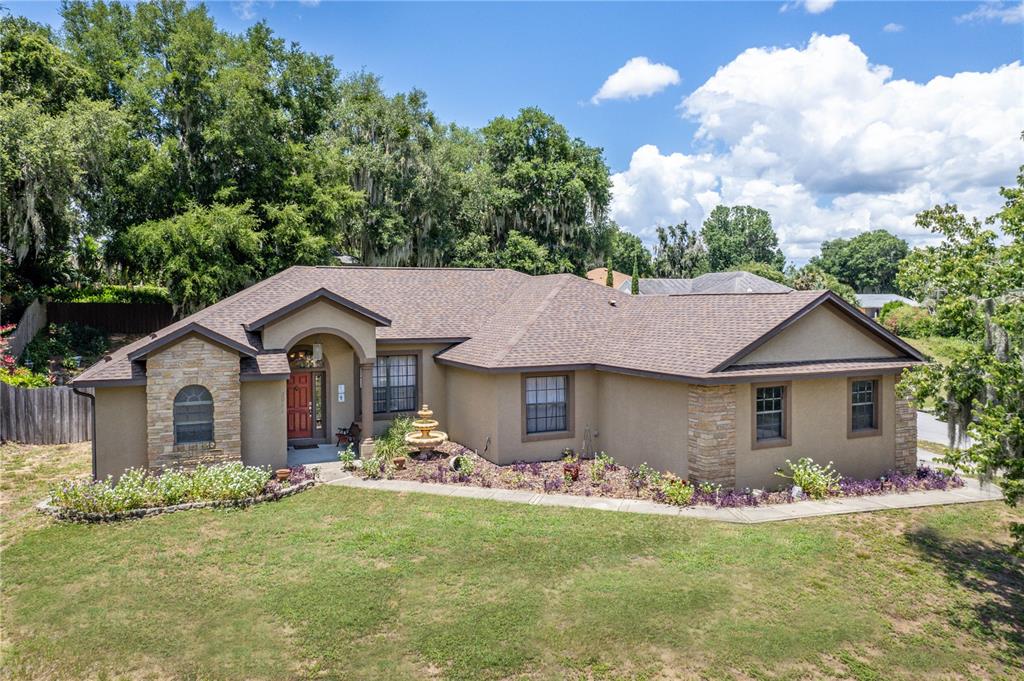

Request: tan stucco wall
left=94, top=386, right=148, bottom=480
left=145, top=335, right=241, bottom=469
left=734, top=373, right=898, bottom=489
left=240, top=380, right=287, bottom=469
left=595, top=372, right=689, bottom=475
left=736, top=304, right=899, bottom=365
left=262, top=299, right=376, bottom=361
left=491, top=370, right=598, bottom=465
left=445, top=366, right=498, bottom=459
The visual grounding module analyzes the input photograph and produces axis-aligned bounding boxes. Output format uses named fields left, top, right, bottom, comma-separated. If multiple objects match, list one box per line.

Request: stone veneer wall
left=894, top=397, right=917, bottom=473
left=146, top=335, right=242, bottom=470
left=687, top=384, right=737, bottom=487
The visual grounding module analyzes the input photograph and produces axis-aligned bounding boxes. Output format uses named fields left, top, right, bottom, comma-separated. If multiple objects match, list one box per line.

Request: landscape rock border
left=36, top=479, right=317, bottom=523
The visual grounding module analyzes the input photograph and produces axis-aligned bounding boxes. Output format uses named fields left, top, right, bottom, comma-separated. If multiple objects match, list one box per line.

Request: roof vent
left=608, top=299, right=617, bottom=307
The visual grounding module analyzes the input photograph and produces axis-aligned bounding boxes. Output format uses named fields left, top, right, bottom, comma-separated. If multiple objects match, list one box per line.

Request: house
left=72, top=266, right=923, bottom=490
left=585, top=267, right=631, bottom=289
left=619, top=271, right=793, bottom=296
left=855, top=293, right=919, bottom=319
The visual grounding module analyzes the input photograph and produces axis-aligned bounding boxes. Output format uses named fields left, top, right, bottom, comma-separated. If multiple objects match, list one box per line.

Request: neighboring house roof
left=74, top=266, right=923, bottom=387
left=616, top=271, right=793, bottom=295
left=586, top=267, right=631, bottom=290
left=856, top=293, right=918, bottom=309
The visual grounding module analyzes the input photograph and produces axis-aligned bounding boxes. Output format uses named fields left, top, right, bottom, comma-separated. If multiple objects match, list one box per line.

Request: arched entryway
left=282, top=330, right=375, bottom=460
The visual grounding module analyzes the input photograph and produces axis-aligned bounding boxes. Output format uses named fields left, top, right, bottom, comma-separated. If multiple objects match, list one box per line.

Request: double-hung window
left=849, top=378, right=880, bottom=435
left=754, top=384, right=789, bottom=446
left=524, top=374, right=570, bottom=436
left=372, top=355, right=417, bottom=414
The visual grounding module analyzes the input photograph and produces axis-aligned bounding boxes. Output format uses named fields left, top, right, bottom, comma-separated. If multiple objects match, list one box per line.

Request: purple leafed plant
left=288, top=466, right=315, bottom=484
left=512, top=461, right=529, bottom=474
left=543, top=477, right=563, bottom=493
left=528, top=462, right=543, bottom=477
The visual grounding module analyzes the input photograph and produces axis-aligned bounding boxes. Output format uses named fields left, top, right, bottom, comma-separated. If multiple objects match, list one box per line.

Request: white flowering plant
left=49, top=462, right=274, bottom=515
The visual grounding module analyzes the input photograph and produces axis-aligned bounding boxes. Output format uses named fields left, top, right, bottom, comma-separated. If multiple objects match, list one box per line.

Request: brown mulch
left=386, top=442, right=664, bottom=501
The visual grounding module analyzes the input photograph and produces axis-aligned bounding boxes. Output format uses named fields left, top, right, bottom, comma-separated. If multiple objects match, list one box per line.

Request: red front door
left=287, top=372, right=312, bottom=439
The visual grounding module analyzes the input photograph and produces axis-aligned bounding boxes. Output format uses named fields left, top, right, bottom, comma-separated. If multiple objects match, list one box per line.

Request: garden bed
left=369, top=442, right=964, bottom=509
left=39, top=463, right=318, bottom=523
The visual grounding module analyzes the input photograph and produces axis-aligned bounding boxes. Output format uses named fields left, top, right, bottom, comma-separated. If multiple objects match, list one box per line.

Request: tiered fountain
left=404, top=404, right=448, bottom=459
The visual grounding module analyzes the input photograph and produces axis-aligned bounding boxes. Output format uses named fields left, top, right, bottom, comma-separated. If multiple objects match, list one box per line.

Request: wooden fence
left=0, top=383, right=93, bottom=444
left=47, top=302, right=174, bottom=334
left=7, top=298, right=47, bottom=359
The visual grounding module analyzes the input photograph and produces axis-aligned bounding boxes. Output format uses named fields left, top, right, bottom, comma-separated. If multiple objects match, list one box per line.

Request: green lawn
left=1, top=448, right=1022, bottom=680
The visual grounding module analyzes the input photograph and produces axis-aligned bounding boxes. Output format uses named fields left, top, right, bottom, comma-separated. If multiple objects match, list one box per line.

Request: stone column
left=359, top=360, right=375, bottom=457
left=687, top=384, right=737, bottom=488
left=894, top=396, right=917, bottom=473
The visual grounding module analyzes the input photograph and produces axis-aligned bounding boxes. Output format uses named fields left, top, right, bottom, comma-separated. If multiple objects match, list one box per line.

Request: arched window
left=173, top=385, right=214, bottom=444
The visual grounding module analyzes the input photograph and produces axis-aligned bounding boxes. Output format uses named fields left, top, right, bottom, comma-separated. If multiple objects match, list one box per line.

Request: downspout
left=72, top=387, right=97, bottom=480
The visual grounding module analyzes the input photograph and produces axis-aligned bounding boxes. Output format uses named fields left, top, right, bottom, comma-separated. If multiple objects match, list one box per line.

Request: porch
left=287, top=443, right=343, bottom=467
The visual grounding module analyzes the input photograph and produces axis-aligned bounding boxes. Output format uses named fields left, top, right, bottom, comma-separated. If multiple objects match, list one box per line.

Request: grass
left=0, top=442, right=90, bottom=548
left=2, top=446, right=1022, bottom=680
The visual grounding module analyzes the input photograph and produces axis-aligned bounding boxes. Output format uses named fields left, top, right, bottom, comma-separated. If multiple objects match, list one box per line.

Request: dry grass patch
left=0, top=441, right=90, bottom=546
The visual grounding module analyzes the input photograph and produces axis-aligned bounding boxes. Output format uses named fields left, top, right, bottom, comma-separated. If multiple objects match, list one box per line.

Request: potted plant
left=393, top=453, right=407, bottom=470
left=275, top=468, right=290, bottom=482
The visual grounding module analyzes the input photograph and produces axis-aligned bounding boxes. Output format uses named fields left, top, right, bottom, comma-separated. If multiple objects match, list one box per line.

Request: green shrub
left=373, top=416, right=415, bottom=462
left=775, top=458, right=841, bottom=499
left=361, top=456, right=383, bottom=479
left=339, top=445, right=356, bottom=471
left=45, top=284, right=172, bottom=304
left=22, top=323, right=109, bottom=371
left=48, top=462, right=273, bottom=515
left=1, top=366, right=52, bottom=387
left=661, top=477, right=695, bottom=506
left=880, top=304, right=934, bottom=338
left=455, top=455, right=475, bottom=477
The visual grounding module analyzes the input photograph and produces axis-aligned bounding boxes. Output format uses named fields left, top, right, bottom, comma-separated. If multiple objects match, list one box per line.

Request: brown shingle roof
left=73, top=266, right=923, bottom=387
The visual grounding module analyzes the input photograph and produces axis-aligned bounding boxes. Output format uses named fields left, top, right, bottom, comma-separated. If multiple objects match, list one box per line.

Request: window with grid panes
left=372, top=355, right=417, bottom=414
left=755, top=385, right=785, bottom=441
left=524, top=375, right=568, bottom=434
left=851, top=379, right=877, bottom=431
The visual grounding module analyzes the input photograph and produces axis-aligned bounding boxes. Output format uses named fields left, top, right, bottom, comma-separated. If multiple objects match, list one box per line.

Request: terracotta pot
left=394, top=456, right=406, bottom=470
left=275, top=468, right=290, bottom=482
left=563, top=463, right=580, bottom=481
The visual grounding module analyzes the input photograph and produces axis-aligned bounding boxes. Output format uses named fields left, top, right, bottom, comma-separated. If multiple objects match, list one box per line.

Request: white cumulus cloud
left=610, top=34, right=1024, bottom=262
left=782, top=0, right=838, bottom=15
left=956, top=2, right=1024, bottom=24
left=591, top=57, right=681, bottom=104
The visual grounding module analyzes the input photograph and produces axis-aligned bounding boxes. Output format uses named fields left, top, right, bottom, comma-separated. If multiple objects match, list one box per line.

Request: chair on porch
left=335, top=421, right=361, bottom=447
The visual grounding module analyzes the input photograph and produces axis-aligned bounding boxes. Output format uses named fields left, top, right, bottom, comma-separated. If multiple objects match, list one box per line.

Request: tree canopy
left=700, top=205, right=786, bottom=272
left=898, top=164, right=1024, bottom=552
left=0, top=2, right=613, bottom=312
left=811, top=229, right=909, bottom=294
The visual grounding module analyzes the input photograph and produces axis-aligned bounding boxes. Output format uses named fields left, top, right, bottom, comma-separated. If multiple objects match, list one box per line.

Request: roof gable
left=127, top=322, right=257, bottom=361
left=244, top=287, right=391, bottom=330
left=712, top=292, right=924, bottom=371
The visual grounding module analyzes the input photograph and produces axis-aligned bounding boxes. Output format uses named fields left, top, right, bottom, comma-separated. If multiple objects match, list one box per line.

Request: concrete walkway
left=315, top=463, right=1003, bottom=524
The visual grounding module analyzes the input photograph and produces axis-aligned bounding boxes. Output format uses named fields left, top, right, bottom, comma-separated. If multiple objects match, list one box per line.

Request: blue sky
left=10, top=1, right=1024, bottom=260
